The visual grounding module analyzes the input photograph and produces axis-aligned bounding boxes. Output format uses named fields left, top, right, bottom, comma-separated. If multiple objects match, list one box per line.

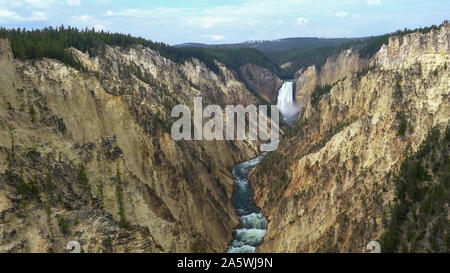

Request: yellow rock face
left=253, top=23, right=450, bottom=252
left=0, top=39, right=260, bottom=253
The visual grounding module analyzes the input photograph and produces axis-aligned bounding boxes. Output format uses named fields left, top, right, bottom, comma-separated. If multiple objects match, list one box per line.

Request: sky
left=0, top=0, right=449, bottom=45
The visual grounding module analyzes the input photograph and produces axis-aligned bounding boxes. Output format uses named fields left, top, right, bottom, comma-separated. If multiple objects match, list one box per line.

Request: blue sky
left=0, top=0, right=449, bottom=45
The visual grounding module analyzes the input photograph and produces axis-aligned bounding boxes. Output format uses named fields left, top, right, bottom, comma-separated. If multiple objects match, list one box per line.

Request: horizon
left=0, top=0, right=449, bottom=45
left=1, top=20, right=447, bottom=47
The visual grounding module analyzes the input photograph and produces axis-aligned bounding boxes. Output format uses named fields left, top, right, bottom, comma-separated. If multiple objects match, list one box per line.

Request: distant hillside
left=214, top=37, right=353, bottom=52
left=174, top=43, right=209, bottom=48
left=176, top=37, right=353, bottom=52
left=176, top=23, right=445, bottom=78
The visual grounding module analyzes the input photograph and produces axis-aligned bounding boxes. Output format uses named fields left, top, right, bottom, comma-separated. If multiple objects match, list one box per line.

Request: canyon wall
left=240, top=63, right=283, bottom=104
left=0, top=39, right=260, bottom=253
left=294, top=48, right=369, bottom=116
left=252, top=23, right=450, bottom=252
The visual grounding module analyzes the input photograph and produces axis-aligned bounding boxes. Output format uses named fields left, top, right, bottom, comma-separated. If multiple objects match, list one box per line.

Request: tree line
left=265, top=21, right=447, bottom=78
left=0, top=25, right=277, bottom=78
left=1, top=21, right=446, bottom=80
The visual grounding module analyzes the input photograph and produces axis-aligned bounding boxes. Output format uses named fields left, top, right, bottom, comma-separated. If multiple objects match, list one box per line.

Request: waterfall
left=227, top=81, right=300, bottom=253
left=276, top=81, right=300, bottom=124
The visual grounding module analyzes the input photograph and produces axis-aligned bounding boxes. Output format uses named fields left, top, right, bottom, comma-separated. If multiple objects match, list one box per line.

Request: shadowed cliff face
left=252, top=23, right=450, bottom=252
left=240, top=63, right=283, bottom=104
left=0, top=39, right=261, bottom=253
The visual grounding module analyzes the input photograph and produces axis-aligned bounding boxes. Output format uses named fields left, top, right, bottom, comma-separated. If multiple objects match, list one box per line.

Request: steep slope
left=252, top=23, right=450, bottom=252
left=379, top=126, right=450, bottom=253
left=0, top=38, right=260, bottom=253
left=294, top=48, right=369, bottom=112
left=240, top=63, right=283, bottom=104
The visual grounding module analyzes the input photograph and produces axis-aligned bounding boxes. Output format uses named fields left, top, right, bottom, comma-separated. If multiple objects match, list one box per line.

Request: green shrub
left=57, top=216, right=70, bottom=235
left=356, top=66, right=375, bottom=79
left=76, top=163, right=89, bottom=189
left=284, top=118, right=308, bottom=138
left=311, top=83, right=334, bottom=107
left=115, top=166, right=130, bottom=229
left=46, top=204, right=54, bottom=240
left=397, top=112, right=407, bottom=136
left=6, top=129, right=15, bottom=172
left=190, top=232, right=207, bottom=253
left=29, top=105, right=36, bottom=123
left=96, top=179, right=104, bottom=208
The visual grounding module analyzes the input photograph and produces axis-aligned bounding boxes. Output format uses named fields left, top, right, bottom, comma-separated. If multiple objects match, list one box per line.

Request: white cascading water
left=227, top=154, right=268, bottom=253
left=276, top=81, right=301, bottom=124
left=227, top=80, right=300, bottom=253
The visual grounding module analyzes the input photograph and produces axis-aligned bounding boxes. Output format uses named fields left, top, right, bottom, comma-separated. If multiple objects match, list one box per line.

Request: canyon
left=0, top=22, right=449, bottom=253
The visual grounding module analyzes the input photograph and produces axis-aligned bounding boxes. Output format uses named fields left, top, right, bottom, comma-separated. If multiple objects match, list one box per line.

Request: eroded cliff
left=0, top=39, right=260, bottom=253
left=252, top=23, right=449, bottom=252
left=294, top=48, right=369, bottom=114
left=240, top=63, right=283, bottom=104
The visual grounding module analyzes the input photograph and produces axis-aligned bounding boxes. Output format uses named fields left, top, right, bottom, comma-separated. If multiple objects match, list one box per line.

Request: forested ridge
left=263, top=22, right=446, bottom=77
left=0, top=25, right=278, bottom=79
left=0, top=22, right=446, bottom=80
left=208, top=37, right=350, bottom=52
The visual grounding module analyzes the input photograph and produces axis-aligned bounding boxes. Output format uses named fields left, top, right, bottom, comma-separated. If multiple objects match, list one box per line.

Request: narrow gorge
left=227, top=80, right=300, bottom=253
left=0, top=21, right=449, bottom=254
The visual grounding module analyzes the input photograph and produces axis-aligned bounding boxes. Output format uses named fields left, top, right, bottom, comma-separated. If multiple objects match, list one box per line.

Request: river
left=226, top=81, right=300, bottom=253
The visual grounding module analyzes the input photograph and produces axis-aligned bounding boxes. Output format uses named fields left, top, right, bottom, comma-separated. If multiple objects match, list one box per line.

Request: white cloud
left=0, top=9, right=47, bottom=21
left=352, top=14, right=363, bottom=19
left=0, top=0, right=24, bottom=8
left=205, top=35, right=224, bottom=41
left=103, top=1, right=307, bottom=30
left=67, top=0, right=80, bottom=6
left=0, top=0, right=415, bottom=44
left=296, top=17, right=309, bottom=26
left=74, top=14, right=91, bottom=22
left=366, top=0, right=381, bottom=6
left=24, top=0, right=56, bottom=9
left=31, top=11, right=46, bottom=20
left=198, top=16, right=233, bottom=29
left=335, top=11, right=348, bottom=18
left=71, top=14, right=108, bottom=31
left=0, top=9, right=18, bottom=19
left=105, top=7, right=182, bottom=19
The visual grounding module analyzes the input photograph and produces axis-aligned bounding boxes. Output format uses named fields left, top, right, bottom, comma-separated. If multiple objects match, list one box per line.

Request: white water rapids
left=226, top=154, right=268, bottom=253
left=226, top=81, right=300, bottom=253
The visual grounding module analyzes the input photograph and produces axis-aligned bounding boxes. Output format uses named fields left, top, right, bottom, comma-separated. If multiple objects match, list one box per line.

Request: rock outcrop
left=294, top=48, right=369, bottom=117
